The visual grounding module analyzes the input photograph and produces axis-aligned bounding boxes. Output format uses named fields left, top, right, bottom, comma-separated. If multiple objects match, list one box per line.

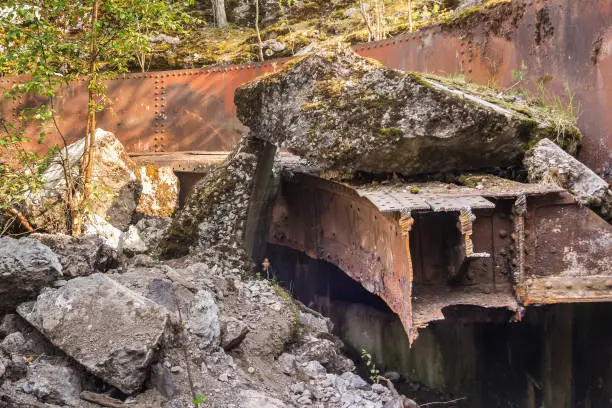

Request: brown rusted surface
left=4, top=0, right=611, bottom=181
left=270, top=171, right=612, bottom=335
left=517, top=192, right=612, bottom=304
left=269, top=172, right=417, bottom=340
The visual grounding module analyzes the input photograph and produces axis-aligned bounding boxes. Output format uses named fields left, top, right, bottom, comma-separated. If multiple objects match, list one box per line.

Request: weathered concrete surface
left=525, top=138, right=612, bottom=221
left=31, top=233, right=118, bottom=278
left=235, top=48, right=580, bottom=176
left=24, top=129, right=141, bottom=234
left=17, top=273, right=169, bottom=394
left=135, top=164, right=179, bottom=218
left=0, top=237, right=62, bottom=313
left=159, top=138, right=267, bottom=258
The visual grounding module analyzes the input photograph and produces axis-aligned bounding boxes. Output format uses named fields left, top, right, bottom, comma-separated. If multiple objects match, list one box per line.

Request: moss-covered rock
left=235, top=47, right=581, bottom=176
left=158, top=137, right=265, bottom=258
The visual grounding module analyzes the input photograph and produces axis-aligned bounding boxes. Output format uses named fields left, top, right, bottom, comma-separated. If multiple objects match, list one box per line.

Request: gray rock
left=31, top=233, right=118, bottom=278
left=298, top=310, right=332, bottom=334
left=0, top=358, right=5, bottom=379
left=135, top=217, right=170, bottom=249
left=383, top=371, right=401, bottom=382
left=262, top=39, right=286, bottom=54
left=240, top=389, right=288, bottom=408
left=525, top=138, right=612, bottom=221
left=235, top=48, right=581, bottom=176
left=119, top=225, right=148, bottom=256
left=23, top=359, right=82, bottom=406
left=17, top=273, right=169, bottom=394
left=0, top=332, right=26, bottom=355
left=23, top=129, right=141, bottom=233
left=340, top=372, right=369, bottom=390
left=277, top=353, right=297, bottom=376
left=150, top=33, right=180, bottom=45
left=149, top=363, right=177, bottom=399
left=5, top=355, right=27, bottom=381
left=187, top=290, right=220, bottom=349
left=220, top=316, right=250, bottom=351
left=299, top=337, right=355, bottom=373
left=160, top=137, right=266, bottom=257
left=0, top=237, right=62, bottom=313
left=300, top=360, right=327, bottom=379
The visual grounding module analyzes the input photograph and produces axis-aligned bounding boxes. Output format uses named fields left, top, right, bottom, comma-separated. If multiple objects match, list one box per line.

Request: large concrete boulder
left=31, top=233, right=118, bottom=278
left=17, top=273, right=169, bottom=394
left=159, top=137, right=271, bottom=258
left=0, top=237, right=62, bottom=313
left=22, top=129, right=179, bottom=235
left=235, top=48, right=581, bottom=175
left=525, top=138, right=612, bottom=221
left=24, top=128, right=141, bottom=234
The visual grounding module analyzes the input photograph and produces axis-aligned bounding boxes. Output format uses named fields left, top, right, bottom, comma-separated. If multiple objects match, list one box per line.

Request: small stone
left=247, top=366, right=255, bottom=374
left=219, top=372, right=229, bottom=382
left=1, top=331, right=26, bottom=354
left=289, top=382, right=306, bottom=394
left=277, top=353, right=297, bottom=375
left=300, top=361, right=326, bottom=379
left=170, top=366, right=182, bottom=373
left=340, top=372, right=369, bottom=390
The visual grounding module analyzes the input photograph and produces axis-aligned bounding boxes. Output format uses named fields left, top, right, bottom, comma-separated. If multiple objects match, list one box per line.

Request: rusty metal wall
left=355, top=0, right=612, bottom=181
left=2, top=0, right=611, bottom=181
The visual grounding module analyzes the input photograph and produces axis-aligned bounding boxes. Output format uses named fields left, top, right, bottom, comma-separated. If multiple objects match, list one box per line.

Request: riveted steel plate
left=357, top=189, right=430, bottom=212
left=425, top=196, right=495, bottom=212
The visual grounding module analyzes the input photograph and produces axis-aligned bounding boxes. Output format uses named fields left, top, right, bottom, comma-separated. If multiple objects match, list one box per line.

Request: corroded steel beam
left=269, top=172, right=612, bottom=338
left=268, top=173, right=417, bottom=341
left=2, top=0, right=611, bottom=182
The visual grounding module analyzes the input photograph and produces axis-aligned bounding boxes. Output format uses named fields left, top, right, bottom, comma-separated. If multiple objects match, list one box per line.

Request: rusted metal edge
left=520, top=276, right=612, bottom=305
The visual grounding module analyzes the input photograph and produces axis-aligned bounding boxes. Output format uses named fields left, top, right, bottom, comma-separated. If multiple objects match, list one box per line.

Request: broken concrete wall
left=235, top=48, right=581, bottom=176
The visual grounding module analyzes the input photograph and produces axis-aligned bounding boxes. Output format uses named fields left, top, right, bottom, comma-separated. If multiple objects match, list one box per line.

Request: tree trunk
left=74, top=0, right=100, bottom=236
left=212, top=0, right=228, bottom=28
left=255, top=0, right=264, bottom=62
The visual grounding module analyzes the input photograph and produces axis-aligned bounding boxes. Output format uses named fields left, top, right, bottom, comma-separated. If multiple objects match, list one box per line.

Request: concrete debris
left=118, top=225, right=148, bottom=256
left=0, top=237, right=63, bottom=313
left=32, top=233, right=118, bottom=278
left=23, top=129, right=140, bottom=233
left=235, top=48, right=581, bottom=176
left=17, top=273, right=169, bottom=394
left=83, top=213, right=123, bottom=249
left=220, top=316, right=250, bottom=351
left=187, top=290, right=221, bottom=350
left=135, top=164, right=179, bottom=218
left=160, top=137, right=267, bottom=257
left=525, top=138, right=612, bottom=221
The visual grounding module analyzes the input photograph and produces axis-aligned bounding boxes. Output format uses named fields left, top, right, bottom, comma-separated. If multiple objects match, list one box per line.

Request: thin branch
left=420, top=397, right=467, bottom=407
left=3, top=208, right=34, bottom=232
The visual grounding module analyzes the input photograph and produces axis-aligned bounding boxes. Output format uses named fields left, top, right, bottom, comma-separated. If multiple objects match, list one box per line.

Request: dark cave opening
left=265, top=243, right=612, bottom=408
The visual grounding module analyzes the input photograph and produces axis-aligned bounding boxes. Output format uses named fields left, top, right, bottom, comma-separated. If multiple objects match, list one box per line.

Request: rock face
left=31, top=233, right=118, bottom=278
left=235, top=48, right=581, bottom=175
left=135, top=165, right=179, bottom=218
left=525, top=138, right=612, bottom=221
left=24, top=128, right=141, bottom=233
left=0, top=237, right=62, bottom=313
left=159, top=137, right=268, bottom=257
left=17, top=273, right=169, bottom=394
